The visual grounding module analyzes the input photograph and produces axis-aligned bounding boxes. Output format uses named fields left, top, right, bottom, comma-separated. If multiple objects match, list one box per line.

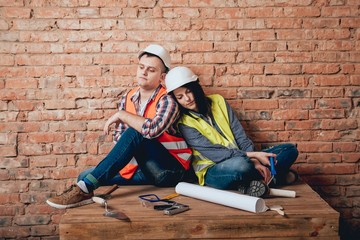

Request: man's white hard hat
left=165, top=66, right=198, bottom=93
left=138, top=44, right=171, bottom=70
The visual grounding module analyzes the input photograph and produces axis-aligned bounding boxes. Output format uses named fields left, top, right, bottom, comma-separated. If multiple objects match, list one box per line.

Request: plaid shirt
left=113, top=85, right=179, bottom=142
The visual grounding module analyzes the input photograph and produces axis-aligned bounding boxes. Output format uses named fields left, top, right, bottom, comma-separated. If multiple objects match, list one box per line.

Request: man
left=46, top=44, right=192, bottom=209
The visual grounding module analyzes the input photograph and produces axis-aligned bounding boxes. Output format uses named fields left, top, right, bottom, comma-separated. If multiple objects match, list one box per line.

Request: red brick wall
left=0, top=0, right=359, bottom=239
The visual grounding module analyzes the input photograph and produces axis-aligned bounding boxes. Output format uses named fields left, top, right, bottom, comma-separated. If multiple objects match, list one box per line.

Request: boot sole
left=46, top=198, right=94, bottom=209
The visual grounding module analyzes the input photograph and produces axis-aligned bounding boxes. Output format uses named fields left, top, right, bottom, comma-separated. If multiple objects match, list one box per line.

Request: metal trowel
left=92, top=196, right=131, bottom=222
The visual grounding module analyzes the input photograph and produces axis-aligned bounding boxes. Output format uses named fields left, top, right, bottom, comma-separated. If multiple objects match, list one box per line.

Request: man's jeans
left=78, top=128, right=185, bottom=192
left=204, top=143, right=298, bottom=190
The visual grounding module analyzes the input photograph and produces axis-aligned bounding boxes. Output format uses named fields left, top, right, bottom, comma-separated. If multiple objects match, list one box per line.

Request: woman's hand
left=246, top=151, right=276, bottom=166
left=252, top=160, right=272, bottom=184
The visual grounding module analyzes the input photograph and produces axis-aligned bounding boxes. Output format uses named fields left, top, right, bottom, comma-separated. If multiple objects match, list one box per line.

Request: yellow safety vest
left=178, top=94, right=238, bottom=185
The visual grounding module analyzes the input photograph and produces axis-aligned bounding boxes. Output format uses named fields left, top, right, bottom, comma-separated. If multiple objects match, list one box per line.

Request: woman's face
left=172, top=86, right=198, bottom=112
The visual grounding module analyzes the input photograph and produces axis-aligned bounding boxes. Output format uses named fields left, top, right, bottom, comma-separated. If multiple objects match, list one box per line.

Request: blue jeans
left=79, top=128, right=186, bottom=192
left=204, top=143, right=298, bottom=190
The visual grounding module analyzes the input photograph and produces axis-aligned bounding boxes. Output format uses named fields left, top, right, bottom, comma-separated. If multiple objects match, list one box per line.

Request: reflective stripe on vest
left=178, top=94, right=237, bottom=185
left=119, top=86, right=192, bottom=179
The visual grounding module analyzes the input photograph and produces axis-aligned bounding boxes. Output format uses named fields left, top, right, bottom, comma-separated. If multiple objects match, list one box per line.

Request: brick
left=306, top=153, right=342, bottom=163
left=14, top=215, right=51, bottom=226
left=312, top=88, right=344, bottom=98
left=51, top=167, right=81, bottom=179
left=242, top=120, right=284, bottom=131
left=341, top=18, right=360, bottom=28
left=334, top=142, right=358, bottom=153
left=0, top=226, right=30, bottom=238
left=275, top=52, right=312, bottom=63
left=246, top=7, right=284, bottom=18
left=312, top=130, right=342, bottom=141
left=240, top=110, right=271, bottom=121
left=248, top=131, right=277, bottom=143
left=238, top=89, right=273, bottom=99
left=214, top=75, right=252, bottom=87
left=342, top=153, right=360, bottom=163
left=283, top=6, right=321, bottom=17
left=286, top=120, right=321, bottom=130
left=3, top=7, right=31, bottom=18
left=310, top=29, right=351, bottom=40
left=318, top=40, right=353, bottom=51
left=19, top=144, right=50, bottom=156
left=31, top=224, right=57, bottom=237
left=49, top=121, right=86, bottom=132
left=265, top=64, right=302, bottom=75
left=253, top=75, right=290, bottom=87
left=216, top=8, right=243, bottom=18
left=63, top=42, right=101, bottom=53
left=272, top=109, right=308, bottom=120
left=297, top=142, right=332, bottom=153
left=310, top=109, right=345, bottom=119
left=321, top=119, right=357, bottom=130
left=322, top=6, right=353, bottom=17
left=276, top=29, right=305, bottom=40
left=251, top=41, right=286, bottom=52
left=302, top=18, right=340, bottom=28
left=201, top=31, right=238, bottom=41
left=204, top=52, right=236, bottom=64
left=317, top=98, right=352, bottom=109
left=240, top=29, right=274, bottom=40
left=347, top=186, right=360, bottom=197
left=298, top=163, right=355, bottom=174
left=303, top=64, right=341, bottom=74
left=241, top=52, right=274, bottom=63
left=337, top=174, right=359, bottom=185
left=301, top=175, right=336, bottom=185
left=345, top=88, right=360, bottom=97
left=242, top=99, right=278, bottom=110
left=279, top=99, right=314, bottom=109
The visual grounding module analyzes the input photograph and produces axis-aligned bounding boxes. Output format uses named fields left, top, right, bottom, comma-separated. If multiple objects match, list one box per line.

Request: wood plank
left=60, top=181, right=339, bottom=239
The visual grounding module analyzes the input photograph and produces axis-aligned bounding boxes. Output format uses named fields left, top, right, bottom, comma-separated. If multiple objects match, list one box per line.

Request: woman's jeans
left=78, top=128, right=185, bottom=192
left=204, top=143, right=298, bottom=190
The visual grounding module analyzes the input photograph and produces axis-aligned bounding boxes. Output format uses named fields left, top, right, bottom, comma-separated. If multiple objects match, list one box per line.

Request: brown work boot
left=46, top=184, right=94, bottom=209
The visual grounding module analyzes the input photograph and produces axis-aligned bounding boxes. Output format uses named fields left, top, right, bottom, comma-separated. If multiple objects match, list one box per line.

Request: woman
left=165, top=66, right=298, bottom=197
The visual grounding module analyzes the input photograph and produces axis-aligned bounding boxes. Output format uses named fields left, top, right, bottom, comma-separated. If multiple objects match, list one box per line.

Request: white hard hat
left=138, top=44, right=171, bottom=69
left=165, top=66, right=198, bottom=93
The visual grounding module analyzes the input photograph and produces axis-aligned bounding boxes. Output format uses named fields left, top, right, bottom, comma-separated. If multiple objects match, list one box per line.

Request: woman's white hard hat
left=165, top=66, right=198, bottom=93
left=138, top=44, right=171, bottom=69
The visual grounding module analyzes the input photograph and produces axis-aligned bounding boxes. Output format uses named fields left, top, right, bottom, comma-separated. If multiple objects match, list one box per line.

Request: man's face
left=136, top=54, right=166, bottom=91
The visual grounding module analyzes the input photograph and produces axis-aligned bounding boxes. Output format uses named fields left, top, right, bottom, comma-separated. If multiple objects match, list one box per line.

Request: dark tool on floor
left=92, top=196, right=131, bottom=222
left=93, top=184, right=119, bottom=200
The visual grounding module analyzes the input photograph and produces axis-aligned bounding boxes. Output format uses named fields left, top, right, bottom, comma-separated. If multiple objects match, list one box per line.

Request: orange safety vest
left=119, top=86, right=192, bottom=179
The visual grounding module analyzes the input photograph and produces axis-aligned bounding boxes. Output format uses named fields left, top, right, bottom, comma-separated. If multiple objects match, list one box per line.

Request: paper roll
left=269, top=188, right=296, bottom=198
left=175, top=182, right=267, bottom=213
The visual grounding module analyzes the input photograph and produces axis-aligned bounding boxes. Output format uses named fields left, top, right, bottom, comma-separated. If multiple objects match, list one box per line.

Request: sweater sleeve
left=225, top=101, right=254, bottom=152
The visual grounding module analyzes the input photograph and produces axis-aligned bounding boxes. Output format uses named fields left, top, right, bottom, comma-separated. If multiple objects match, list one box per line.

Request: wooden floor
left=60, top=181, right=339, bottom=239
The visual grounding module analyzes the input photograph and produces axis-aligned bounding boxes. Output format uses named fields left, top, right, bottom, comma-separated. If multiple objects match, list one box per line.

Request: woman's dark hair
left=171, top=80, right=212, bottom=116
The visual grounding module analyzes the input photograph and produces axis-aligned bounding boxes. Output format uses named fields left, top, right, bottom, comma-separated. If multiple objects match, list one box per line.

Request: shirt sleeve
left=141, top=94, right=179, bottom=139
left=179, top=123, right=246, bottom=163
left=226, top=101, right=254, bottom=152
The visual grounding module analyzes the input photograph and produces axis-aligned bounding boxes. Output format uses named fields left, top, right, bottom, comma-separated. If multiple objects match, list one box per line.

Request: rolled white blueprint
left=269, top=188, right=296, bottom=198
left=175, top=182, right=267, bottom=213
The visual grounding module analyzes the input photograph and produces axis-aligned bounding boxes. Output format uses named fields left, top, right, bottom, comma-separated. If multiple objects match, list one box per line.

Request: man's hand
left=103, top=112, right=121, bottom=135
